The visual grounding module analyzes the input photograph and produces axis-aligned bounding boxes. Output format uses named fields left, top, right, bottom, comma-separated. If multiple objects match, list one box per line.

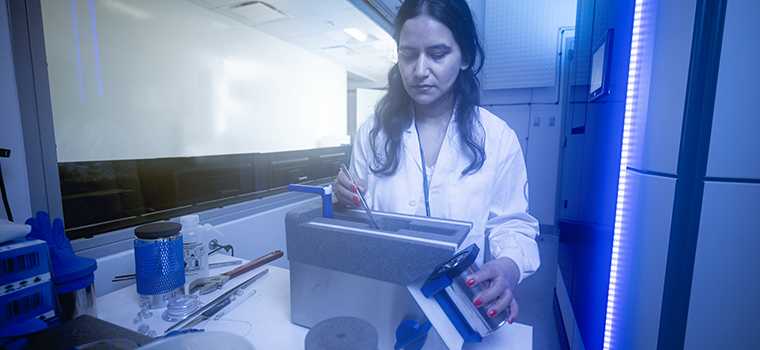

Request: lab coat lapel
left=403, top=121, right=424, bottom=174
left=430, top=113, right=459, bottom=188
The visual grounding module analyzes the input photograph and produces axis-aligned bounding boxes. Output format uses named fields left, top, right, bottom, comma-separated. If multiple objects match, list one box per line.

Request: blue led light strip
left=604, top=0, right=645, bottom=348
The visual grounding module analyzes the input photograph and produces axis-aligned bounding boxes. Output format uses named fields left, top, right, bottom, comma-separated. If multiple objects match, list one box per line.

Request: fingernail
left=350, top=185, right=356, bottom=192
left=488, top=310, right=497, bottom=318
left=473, top=299, right=482, bottom=307
left=509, top=318, right=514, bottom=324
left=466, top=279, right=475, bottom=287
left=353, top=196, right=359, bottom=202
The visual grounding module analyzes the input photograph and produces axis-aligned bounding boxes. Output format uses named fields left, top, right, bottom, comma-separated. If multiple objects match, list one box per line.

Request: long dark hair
left=369, top=0, right=486, bottom=176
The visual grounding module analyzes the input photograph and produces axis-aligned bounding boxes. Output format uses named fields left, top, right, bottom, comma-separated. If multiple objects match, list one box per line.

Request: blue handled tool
left=287, top=184, right=333, bottom=218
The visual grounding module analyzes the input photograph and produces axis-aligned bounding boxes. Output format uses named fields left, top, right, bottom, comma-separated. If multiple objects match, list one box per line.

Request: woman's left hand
left=465, top=257, right=520, bottom=324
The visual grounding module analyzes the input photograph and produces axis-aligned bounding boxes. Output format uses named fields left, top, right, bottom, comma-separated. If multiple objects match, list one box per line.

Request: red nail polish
left=350, top=185, right=356, bottom=192
left=509, top=318, right=514, bottom=324
left=466, top=279, right=475, bottom=287
left=473, top=299, right=482, bottom=307
left=488, top=310, right=497, bottom=318
left=353, top=196, right=359, bottom=202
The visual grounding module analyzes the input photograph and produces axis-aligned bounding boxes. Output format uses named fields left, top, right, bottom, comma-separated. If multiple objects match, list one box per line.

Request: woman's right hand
left=333, top=169, right=367, bottom=207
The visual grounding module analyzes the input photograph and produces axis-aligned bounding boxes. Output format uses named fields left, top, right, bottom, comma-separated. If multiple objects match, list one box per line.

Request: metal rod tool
left=111, top=261, right=243, bottom=282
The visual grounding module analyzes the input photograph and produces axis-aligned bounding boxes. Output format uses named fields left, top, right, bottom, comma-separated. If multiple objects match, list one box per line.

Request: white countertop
left=97, top=256, right=308, bottom=349
left=96, top=256, right=532, bottom=349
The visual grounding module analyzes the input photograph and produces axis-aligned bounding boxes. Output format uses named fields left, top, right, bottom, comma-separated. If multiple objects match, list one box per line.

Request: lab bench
left=95, top=255, right=533, bottom=349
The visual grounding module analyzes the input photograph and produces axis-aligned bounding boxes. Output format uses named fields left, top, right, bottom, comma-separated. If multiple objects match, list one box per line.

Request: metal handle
left=221, top=250, right=283, bottom=278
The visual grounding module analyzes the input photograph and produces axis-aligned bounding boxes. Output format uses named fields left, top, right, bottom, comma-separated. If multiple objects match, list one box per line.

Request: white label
left=183, top=241, right=205, bottom=274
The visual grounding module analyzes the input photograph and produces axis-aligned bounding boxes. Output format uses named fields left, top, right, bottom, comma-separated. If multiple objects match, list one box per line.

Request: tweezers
left=340, top=163, right=380, bottom=229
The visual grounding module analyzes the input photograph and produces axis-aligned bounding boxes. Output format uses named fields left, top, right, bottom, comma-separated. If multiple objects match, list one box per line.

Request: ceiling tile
left=188, top=0, right=391, bottom=88
left=262, top=0, right=351, bottom=18
left=229, top=2, right=288, bottom=25
left=286, top=33, right=344, bottom=50
left=252, top=8, right=366, bottom=39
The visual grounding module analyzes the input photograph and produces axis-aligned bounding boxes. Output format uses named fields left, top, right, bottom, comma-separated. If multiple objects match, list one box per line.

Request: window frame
left=9, top=0, right=64, bottom=221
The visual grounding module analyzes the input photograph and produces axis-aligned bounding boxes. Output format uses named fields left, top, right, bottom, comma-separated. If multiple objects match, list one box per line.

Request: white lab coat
left=350, top=107, right=540, bottom=283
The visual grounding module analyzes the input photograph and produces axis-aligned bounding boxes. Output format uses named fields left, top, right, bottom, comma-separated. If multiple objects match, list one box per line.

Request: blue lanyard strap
left=414, top=123, right=431, bottom=217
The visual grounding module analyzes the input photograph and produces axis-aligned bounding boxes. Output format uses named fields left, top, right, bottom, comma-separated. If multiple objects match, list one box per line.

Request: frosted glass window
left=41, top=0, right=348, bottom=163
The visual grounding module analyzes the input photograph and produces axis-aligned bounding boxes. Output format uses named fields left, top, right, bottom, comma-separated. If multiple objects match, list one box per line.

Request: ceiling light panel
left=343, top=28, right=368, bottom=42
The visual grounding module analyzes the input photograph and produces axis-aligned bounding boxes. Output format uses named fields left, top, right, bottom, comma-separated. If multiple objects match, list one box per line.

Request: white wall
left=483, top=0, right=561, bottom=89
left=40, top=0, right=348, bottom=162
left=355, top=88, right=385, bottom=132
left=467, top=0, right=577, bottom=229
left=0, top=0, right=32, bottom=222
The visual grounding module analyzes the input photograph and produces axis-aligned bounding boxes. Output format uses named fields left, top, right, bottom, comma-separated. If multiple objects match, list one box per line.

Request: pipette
left=340, top=163, right=380, bottom=229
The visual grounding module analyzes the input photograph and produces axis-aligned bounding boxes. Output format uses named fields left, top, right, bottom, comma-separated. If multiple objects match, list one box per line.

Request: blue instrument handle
left=287, top=184, right=333, bottom=218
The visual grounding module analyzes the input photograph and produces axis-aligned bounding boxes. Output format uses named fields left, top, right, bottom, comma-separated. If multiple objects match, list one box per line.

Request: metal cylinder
left=134, top=222, right=185, bottom=309
left=444, top=262, right=508, bottom=337
left=58, top=282, right=97, bottom=322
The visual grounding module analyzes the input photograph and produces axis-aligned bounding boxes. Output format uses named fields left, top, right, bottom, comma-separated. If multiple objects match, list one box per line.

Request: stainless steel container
left=422, top=244, right=508, bottom=342
left=58, top=282, right=97, bottom=322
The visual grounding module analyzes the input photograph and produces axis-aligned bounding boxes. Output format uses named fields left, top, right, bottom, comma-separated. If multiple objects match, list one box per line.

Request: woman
left=335, top=0, right=540, bottom=324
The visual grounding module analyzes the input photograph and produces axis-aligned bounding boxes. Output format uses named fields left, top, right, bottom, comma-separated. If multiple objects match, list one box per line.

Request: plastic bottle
left=180, top=215, right=208, bottom=282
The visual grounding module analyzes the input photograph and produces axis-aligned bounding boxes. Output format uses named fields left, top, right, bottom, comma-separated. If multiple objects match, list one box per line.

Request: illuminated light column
left=603, top=0, right=646, bottom=348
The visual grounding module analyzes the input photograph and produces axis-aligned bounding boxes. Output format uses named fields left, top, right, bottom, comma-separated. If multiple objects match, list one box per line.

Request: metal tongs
left=340, top=163, right=380, bottom=229
left=188, top=250, right=283, bottom=294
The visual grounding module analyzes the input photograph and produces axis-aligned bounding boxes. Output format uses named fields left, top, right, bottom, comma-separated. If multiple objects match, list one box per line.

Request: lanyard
left=414, top=122, right=431, bottom=217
